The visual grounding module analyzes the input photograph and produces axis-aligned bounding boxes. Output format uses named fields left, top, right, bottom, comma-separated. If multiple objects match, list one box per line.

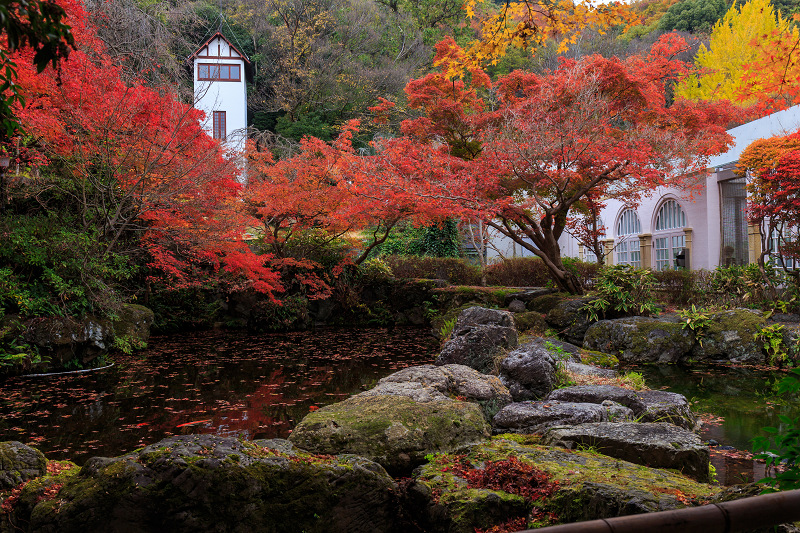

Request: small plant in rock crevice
left=755, top=324, right=790, bottom=367
left=678, top=305, right=712, bottom=346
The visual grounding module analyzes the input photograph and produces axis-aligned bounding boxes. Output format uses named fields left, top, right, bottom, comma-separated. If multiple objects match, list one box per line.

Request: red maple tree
left=7, top=0, right=281, bottom=297
left=366, top=35, right=735, bottom=293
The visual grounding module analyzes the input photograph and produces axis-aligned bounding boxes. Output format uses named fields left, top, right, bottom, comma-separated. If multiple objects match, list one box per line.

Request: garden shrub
left=484, top=257, right=552, bottom=287
left=377, top=219, right=462, bottom=258
left=653, top=269, right=701, bottom=306
left=383, top=256, right=481, bottom=285
left=582, top=265, right=658, bottom=320
left=0, top=214, right=135, bottom=320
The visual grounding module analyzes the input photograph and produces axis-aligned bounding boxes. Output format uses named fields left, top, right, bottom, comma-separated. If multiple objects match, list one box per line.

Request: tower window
left=213, top=111, right=226, bottom=140
left=197, top=63, right=241, bottom=82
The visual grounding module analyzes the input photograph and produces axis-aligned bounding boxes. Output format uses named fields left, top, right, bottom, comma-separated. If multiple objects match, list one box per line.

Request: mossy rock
left=21, top=435, right=399, bottom=533
left=289, top=395, right=490, bottom=475
left=3, top=460, right=79, bottom=529
left=405, top=438, right=720, bottom=532
left=583, top=316, right=692, bottom=364
left=527, top=293, right=569, bottom=314
left=514, top=311, right=547, bottom=334
left=691, top=309, right=767, bottom=364
left=0, top=441, right=48, bottom=490
left=110, top=303, right=154, bottom=352
left=579, top=349, right=619, bottom=369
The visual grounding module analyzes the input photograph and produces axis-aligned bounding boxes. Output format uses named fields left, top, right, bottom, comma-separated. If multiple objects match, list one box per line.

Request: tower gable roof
left=189, top=32, right=251, bottom=64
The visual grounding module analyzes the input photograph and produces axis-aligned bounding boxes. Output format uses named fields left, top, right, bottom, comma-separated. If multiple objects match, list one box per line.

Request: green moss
left=579, top=349, right=619, bottom=368
left=413, top=438, right=721, bottom=531
left=514, top=311, right=547, bottom=334
left=289, top=395, right=490, bottom=473
left=528, top=294, right=568, bottom=314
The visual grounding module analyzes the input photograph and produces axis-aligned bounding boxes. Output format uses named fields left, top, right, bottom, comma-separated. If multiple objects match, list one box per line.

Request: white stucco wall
left=193, top=35, right=247, bottom=156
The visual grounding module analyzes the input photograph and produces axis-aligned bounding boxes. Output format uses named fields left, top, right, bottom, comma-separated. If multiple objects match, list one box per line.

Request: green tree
left=658, top=0, right=727, bottom=33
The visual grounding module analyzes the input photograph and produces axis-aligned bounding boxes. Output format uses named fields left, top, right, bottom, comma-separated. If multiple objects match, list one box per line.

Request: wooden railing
left=520, top=489, right=800, bottom=533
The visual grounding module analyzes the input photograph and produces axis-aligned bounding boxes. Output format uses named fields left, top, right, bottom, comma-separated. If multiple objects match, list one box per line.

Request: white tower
left=190, top=32, right=249, bottom=156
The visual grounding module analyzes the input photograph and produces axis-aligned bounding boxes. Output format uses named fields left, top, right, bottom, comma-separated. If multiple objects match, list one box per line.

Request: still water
left=632, top=364, right=800, bottom=485
left=0, top=328, right=438, bottom=464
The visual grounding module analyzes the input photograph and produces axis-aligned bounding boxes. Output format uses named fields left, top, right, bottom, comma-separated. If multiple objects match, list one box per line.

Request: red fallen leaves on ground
left=430, top=455, right=561, bottom=528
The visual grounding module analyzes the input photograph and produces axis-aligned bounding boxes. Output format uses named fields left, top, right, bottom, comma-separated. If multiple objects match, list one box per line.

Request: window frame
left=212, top=111, right=226, bottom=140
left=615, top=208, right=642, bottom=268
left=197, top=63, right=242, bottom=82
left=653, top=199, right=687, bottom=270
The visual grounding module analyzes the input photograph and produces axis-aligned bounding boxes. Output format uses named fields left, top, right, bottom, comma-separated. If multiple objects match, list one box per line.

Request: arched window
left=582, top=217, right=605, bottom=263
left=654, top=199, right=687, bottom=270
left=616, top=209, right=641, bottom=267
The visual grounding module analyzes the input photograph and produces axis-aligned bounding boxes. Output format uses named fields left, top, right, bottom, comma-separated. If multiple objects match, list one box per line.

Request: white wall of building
left=192, top=34, right=247, bottom=156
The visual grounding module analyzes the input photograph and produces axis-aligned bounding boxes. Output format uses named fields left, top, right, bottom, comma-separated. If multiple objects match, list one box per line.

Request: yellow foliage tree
left=458, top=0, right=634, bottom=75
left=675, top=0, right=792, bottom=104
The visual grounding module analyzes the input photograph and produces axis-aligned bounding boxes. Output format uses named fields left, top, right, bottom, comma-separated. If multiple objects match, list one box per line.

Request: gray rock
left=691, top=309, right=767, bottom=364
left=583, top=316, right=693, bottom=364
left=492, top=400, right=634, bottom=434
left=289, top=395, right=490, bottom=475
left=454, top=306, right=515, bottom=330
left=23, top=316, right=113, bottom=366
left=498, top=338, right=562, bottom=401
left=542, top=337, right=582, bottom=362
left=527, top=293, right=567, bottom=313
left=565, top=361, right=618, bottom=378
left=507, top=299, right=527, bottom=313
left=436, top=324, right=518, bottom=374
left=545, top=385, right=698, bottom=430
left=635, top=390, right=698, bottom=429
left=545, top=297, right=596, bottom=345
left=20, top=435, right=400, bottom=533
left=359, top=364, right=512, bottom=419
left=542, top=422, right=710, bottom=482
left=0, top=441, right=47, bottom=490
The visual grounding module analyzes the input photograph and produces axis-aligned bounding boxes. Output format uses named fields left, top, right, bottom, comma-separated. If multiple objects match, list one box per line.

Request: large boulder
left=545, top=297, right=596, bottom=345
left=23, top=316, right=112, bottom=366
left=360, top=364, right=512, bottom=420
left=289, top=395, right=490, bottom=475
left=0, top=441, right=47, bottom=490
left=545, top=385, right=697, bottom=430
left=454, top=306, right=515, bottom=330
left=691, top=309, right=767, bottom=364
left=498, top=339, right=560, bottom=401
left=542, top=422, right=710, bottom=482
left=404, top=437, right=719, bottom=533
left=15, top=435, right=400, bottom=533
left=436, top=307, right=518, bottom=373
left=582, top=316, right=693, bottom=364
left=492, top=400, right=634, bottom=434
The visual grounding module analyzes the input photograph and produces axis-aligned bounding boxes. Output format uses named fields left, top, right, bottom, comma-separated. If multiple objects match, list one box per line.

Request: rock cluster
left=2, top=302, right=758, bottom=533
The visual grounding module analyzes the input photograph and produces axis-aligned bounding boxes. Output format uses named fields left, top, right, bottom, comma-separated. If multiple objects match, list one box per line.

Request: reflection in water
left=632, top=364, right=800, bottom=485
left=0, top=328, right=437, bottom=464
left=632, top=364, right=798, bottom=450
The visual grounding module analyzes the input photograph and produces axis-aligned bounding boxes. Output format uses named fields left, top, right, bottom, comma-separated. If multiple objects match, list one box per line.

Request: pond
left=0, top=327, right=438, bottom=465
left=631, top=364, right=800, bottom=485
